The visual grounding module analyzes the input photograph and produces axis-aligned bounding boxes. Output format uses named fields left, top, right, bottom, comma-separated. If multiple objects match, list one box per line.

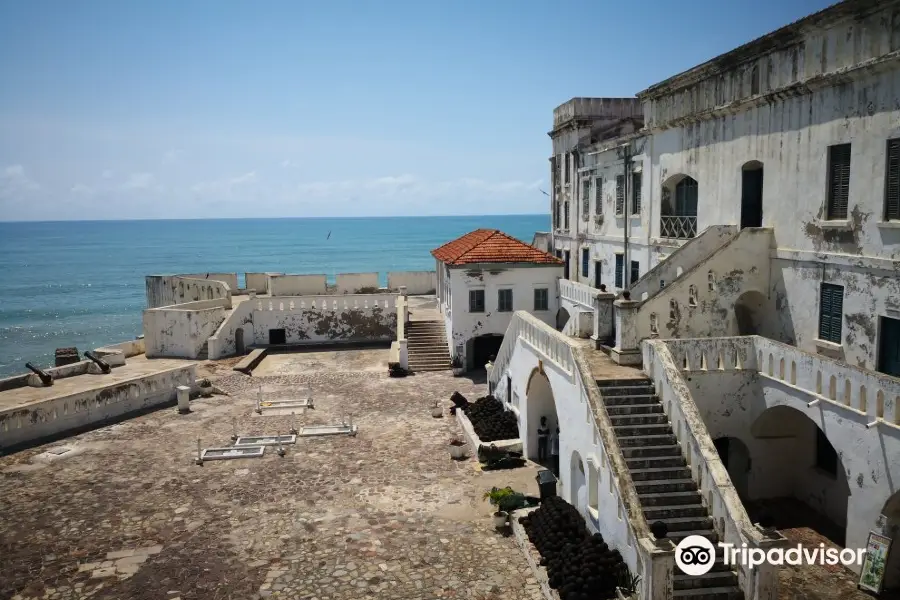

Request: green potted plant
left=483, top=486, right=526, bottom=527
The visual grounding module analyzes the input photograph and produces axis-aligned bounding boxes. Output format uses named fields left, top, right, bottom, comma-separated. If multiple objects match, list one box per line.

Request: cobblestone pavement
left=0, top=360, right=544, bottom=600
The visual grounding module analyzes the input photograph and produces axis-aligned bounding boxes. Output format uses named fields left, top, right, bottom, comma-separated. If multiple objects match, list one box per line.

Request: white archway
left=525, top=367, right=558, bottom=468
left=570, top=450, right=587, bottom=515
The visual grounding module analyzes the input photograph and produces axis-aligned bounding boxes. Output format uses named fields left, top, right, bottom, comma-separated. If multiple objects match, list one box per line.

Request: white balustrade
left=559, top=279, right=599, bottom=310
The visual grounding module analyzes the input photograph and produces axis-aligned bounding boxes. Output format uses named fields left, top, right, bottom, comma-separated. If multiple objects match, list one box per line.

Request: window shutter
left=827, top=144, right=851, bottom=220
left=818, top=286, right=832, bottom=341
left=819, top=284, right=843, bottom=343
left=615, top=255, right=624, bottom=288
left=615, top=176, right=624, bottom=214
left=594, top=177, right=603, bottom=215
left=632, top=172, right=642, bottom=214
left=887, top=139, right=900, bottom=220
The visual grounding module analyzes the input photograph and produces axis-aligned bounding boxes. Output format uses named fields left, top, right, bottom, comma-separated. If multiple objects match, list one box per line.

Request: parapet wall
left=0, top=365, right=196, bottom=451
left=145, top=275, right=233, bottom=309
left=143, top=304, right=228, bottom=359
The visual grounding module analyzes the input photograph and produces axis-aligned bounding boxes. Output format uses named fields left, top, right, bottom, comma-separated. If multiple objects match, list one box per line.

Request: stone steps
left=596, top=377, right=743, bottom=600
left=406, top=320, right=451, bottom=372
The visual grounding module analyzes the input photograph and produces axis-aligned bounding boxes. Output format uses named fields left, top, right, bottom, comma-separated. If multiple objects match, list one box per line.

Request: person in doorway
left=551, top=426, right=560, bottom=476
left=537, top=416, right=550, bottom=464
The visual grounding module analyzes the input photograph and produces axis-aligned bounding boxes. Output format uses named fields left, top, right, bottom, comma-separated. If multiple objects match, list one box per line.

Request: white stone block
left=176, top=385, right=191, bottom=413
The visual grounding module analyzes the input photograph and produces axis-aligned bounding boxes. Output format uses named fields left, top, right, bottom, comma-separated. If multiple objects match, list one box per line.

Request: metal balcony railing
left=660, top=215, right=697, bottom=239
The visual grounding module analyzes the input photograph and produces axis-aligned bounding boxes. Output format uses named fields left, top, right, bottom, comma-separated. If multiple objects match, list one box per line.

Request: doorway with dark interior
left=740, top=161, right=764, bottom=229
left=469, top=334, right=503, bottom=371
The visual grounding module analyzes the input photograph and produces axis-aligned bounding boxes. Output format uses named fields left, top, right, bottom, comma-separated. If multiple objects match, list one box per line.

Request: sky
left=0, top=0, right=833, bottom=221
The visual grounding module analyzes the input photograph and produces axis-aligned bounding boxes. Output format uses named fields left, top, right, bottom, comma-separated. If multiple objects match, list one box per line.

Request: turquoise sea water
left=0, top=215, right=548, bottom=377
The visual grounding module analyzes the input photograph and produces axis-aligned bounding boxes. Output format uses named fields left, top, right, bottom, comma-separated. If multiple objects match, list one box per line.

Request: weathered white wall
left=0, top=365, right=196, bottom=450
left=96, top=338, right=145, bottom=358
left=657, top=336, right=900, bottom=573
left=246, top=272, right=278, bottom=294
left=207, top=300, right=256, bottom=359
left=248, top=295, right=397, bottom=345
left=268, top=274, right=328, bottom=296
left=145, top=276, right=233, bottom=309
left=181, top=273, right=239, bottom=292
left=387, top=271, right=435, bottom=294
left=336, top=272, right=379, bottom=293
left=142, top=305, right=227, bottom=359
left=447, top=264, right=562, bottom=366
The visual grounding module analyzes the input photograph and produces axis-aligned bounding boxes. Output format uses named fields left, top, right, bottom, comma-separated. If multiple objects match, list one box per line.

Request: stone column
left=590, top=292, right=616, bottom=349
left=176, top=385, right=191, bottom=414
left=640, top=537, right=675, bottom=600
left=610, top=297, right=642, bottom=365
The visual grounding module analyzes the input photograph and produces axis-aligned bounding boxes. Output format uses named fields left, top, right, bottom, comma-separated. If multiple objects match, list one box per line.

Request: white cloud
left=121, top=172, right=156, bottom=190
left=0, top=165, right=40, bottom=200
left=190, top=171, right=258, bottom=195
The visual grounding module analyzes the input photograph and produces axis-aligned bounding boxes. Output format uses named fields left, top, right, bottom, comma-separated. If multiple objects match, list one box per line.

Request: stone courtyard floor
left=0, top=350, right=545, bottom=600
left=1, top=347, right=892, bottom=600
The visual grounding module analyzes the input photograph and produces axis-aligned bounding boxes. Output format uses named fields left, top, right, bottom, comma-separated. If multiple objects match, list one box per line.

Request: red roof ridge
left=430, top=228, right=563, bottom=266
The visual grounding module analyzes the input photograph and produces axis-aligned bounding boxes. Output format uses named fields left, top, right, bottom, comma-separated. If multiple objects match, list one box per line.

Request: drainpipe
left=622, top=142, right=632, bottom=287
left=646, top=134, right=654, bottom=269
left=573, top=147, right=582, bottom=283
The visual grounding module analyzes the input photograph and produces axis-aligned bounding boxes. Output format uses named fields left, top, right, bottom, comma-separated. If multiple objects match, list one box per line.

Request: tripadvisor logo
left=675, top=535, right=867, bottom=575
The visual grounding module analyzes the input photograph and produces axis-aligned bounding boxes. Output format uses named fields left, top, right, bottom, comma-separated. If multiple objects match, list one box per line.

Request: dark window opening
left=581, top=248, right=589, bottom=277
left=564, top=202, right=570, bottom=229
left=534, top=288, right=549, bottom=311
left=594, top=261, right=602, bottom=289
left=886, top=139, right=900, bottom=221
left=268, top=328, right=286, bottom=345
left=498, top=289, right=513, bottom=312
left=815, top=428, right=838, bottom=477
left=818, top=283, right=844, bottom=344
left=630, top=261, right=640, bottom=286
left=469, top=289, right=485, bottom=313
left=632, top=172, right=642, bottom=214
left=594, top=177, right=603, bottom=215
left=614, top=255, right=624, bottom=289
left=826, top=144, right=851, bottom=220
left=750, top=64, right=760, bottom=96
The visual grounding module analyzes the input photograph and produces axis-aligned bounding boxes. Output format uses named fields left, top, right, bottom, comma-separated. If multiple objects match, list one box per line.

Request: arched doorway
left=235, top=328, right=245, bottom=355
left=526, top=367, right=558, bottom=469
left=556, top=307, right=571, bottom=332
left=570, top=451, right=587, bottom=515
left=713, top=437, right=751, bottom=501
left=734, top=290, right=767, bottom=336
left=749, top=405, right=850, bottom=545
left=880, top=492, right=900, bottom=590
left=660, top=175, right=698, bottom=239
left=468, top=334, right=503, bottom=371
left=740, top=161, right=764, bottom=229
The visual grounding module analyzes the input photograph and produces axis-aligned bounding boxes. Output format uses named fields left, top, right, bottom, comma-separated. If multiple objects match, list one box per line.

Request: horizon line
left=0, top=213, right=548, bottom=225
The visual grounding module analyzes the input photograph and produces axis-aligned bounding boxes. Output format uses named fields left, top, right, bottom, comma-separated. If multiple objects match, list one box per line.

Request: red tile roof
left=431, top=229, right=564, bottom=266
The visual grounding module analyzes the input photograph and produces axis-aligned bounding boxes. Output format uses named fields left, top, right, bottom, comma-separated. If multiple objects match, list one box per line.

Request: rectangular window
left=564, top=202, right=569, bottom=229
left=582, top=248, right=590, bottom=277
left=564, top=153, right=570, bottom=184
left=886, top=138, right=900, bottom=221
left=594, top=177, right=603, bottom=214
left=469, top=289, right=485, bottom=313
left=826, top=143, right=851, bottom=220
left=632, top=172, right=642, bottom=214
left=615, top=175, right=625, bottom=215
left=818, top=283, right=844, bottom=344
left=614, top=254, right=624, bottom=288
left=497, top=288, right=513, bottom=312
left=533, top=288, right=549, bottom=311
left=630, top=260, right=640, bottom=286
left=594, top=261, right=602, bottom=289
left=582, top=178, right=591, bottom=216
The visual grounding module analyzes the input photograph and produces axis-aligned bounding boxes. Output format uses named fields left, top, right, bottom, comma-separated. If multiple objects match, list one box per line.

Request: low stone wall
left=387, top=271, right=435, bottom=295
left=268, top=274, right=328, bottom=296
left=455, top=407, right=522, bottom=453
left=0, top=365, right=196, bottom=451
left=336, top=272, right=379, bottom=294
left=511, top=508, right=561, bottom=600
left=143, top=305, right=227, bottom=359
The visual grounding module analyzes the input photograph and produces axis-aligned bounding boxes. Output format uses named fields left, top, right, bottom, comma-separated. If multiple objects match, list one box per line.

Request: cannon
left=83, top=351, right=111, bottom=374
left=25, top=363, right=53, bottom=387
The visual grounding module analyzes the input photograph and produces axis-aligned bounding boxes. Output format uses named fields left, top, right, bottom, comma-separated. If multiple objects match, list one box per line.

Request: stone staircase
left=597, top=378, right=743, bottom=600
left=406, top=321, right=451, bottom=372
left=196, top=341, right=209, bottom=361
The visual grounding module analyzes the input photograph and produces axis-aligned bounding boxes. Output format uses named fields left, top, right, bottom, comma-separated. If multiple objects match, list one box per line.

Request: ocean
left=0, top=214, right=549, bottom=377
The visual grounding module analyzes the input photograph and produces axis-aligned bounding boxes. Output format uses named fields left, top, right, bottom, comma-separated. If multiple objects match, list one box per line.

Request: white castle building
left=487, top=1, right=900, bottom=598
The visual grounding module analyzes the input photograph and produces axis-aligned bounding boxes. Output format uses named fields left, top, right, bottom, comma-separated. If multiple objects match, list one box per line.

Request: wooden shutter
left=632, top=172, right=642, bottom=214
left=594, top=177, right=603, bottom=215
left=818, top=283, right=843, bottom=343
left=886, top=139, right=900, bottom=220
left=827, top=144, right=851, bottom=220
left=615, top=255, right=624, bottom=288
left=615, top=175, right=624, bottom=214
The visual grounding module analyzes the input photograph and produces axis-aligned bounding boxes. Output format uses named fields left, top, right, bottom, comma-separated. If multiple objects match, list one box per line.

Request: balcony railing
left=660, top=215, right=697, bottom=239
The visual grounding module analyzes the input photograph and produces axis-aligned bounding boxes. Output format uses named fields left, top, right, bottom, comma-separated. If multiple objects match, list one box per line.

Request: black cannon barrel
left=25, top=362, right=53, bottom=386
left=83, top=351, right=111, bottom=374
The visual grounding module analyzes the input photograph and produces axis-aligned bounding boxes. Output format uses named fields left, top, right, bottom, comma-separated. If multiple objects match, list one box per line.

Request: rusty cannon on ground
left=25, top=362, right=53, bottom=386
left=83, top=351, right=111, bottom=374
left=477, top=443, right=526, bottom=471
